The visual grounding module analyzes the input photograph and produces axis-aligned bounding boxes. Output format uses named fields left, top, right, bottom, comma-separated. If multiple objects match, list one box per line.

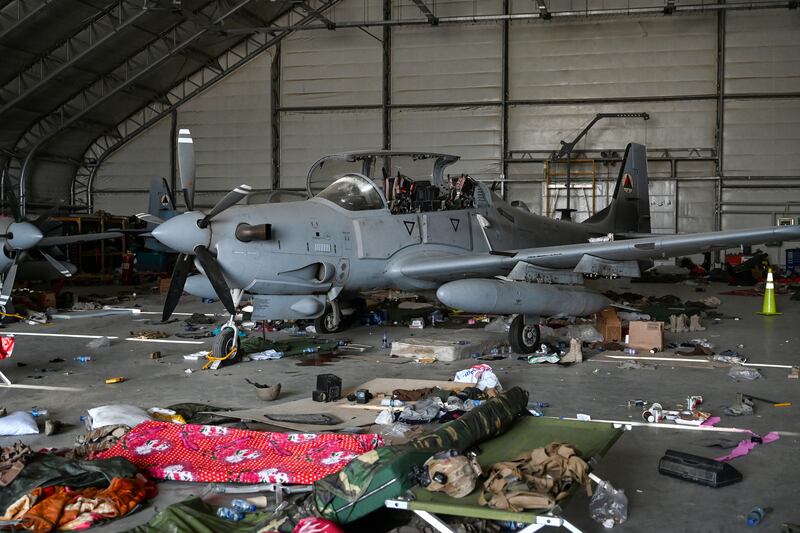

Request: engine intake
left=236, top=223, right=272, bottom=242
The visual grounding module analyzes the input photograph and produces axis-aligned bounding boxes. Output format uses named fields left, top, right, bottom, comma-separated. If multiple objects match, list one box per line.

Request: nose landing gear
left=208, top=288, right=245, bottom=368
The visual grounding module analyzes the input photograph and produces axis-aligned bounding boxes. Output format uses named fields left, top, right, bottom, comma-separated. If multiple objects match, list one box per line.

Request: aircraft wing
left=397, top=225, right=800, bottom=281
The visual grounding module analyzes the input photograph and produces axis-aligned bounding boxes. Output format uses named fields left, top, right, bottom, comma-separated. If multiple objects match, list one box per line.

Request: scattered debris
left=129, top=329, right=169, bottom=339
left=728, top=366, right=761, bottom=381
left=590, top=480, right=628, bottom=528
left=87, top=336, right=112, bottom=349
left=245, top=379, right=281, bottom=401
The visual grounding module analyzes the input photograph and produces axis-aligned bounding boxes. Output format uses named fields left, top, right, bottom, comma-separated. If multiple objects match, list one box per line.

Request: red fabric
left=95, top=421, right=383, bottom=485
left=293, top=517, right=346, bottom=533
left=0, top=335, right=15, bottom=360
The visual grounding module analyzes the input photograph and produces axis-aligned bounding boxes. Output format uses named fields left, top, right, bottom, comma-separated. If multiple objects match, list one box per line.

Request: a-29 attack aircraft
left=143, top=129, right=800, bottom=358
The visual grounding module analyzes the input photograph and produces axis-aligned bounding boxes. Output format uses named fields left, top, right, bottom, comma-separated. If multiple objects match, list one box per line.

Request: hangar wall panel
left=280, top=109, right=382, bottom=189
left=723, top=98, right=800, bottom=177
left=177, top=53, right=272, bottom=196
left=392, top=23, right=501, bottom=105
left=391, top=107, right=502, bottom=180
left=92, top=116, right=171, bottom=213
left=282, top=28, right=381, bottom=107
left=93, top=54, right=271, bottom=213
left=396, top=0, right=502, bottom=18
left=509, top=17, right=716, bottom=100
left=508, top=100, right=717, bottom=175
left=725, top=12, right=800, bottom=95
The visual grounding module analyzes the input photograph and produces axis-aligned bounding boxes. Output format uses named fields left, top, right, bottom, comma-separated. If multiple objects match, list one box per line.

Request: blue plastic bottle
left=216, top=507, right=244, bottom=521
left=231, top=499, right=257, bottom=513
left=747, top=507, right=771, bottom=527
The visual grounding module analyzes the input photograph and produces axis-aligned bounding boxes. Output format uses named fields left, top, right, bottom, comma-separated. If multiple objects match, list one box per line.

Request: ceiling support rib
left=8, top=0, right=260, bottom=215
left=410, top=0, right=438, bottom=24
left=291, top=0, right=336, bottom=29
left=0, top=0, right=53, bottom=44
left=0, top=0, right=153, bottom=118
left=72, top=0, right=341, bottom=211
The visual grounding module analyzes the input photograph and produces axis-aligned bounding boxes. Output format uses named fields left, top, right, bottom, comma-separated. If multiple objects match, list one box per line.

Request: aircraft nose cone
left=7, top=221, right=43, bottom=250
left=151, top=212, right=211, bottom=254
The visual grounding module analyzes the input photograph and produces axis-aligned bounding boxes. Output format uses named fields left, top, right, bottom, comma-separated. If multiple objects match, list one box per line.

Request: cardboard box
left=159, top=277, right=172, bottom=295
left=597, top=307, right=622, bottom=342
left=628, top=321, right=665, bottom=351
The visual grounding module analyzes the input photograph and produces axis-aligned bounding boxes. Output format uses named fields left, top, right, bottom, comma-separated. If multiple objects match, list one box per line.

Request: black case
left=315, top=373, right=342, bottom=402
left=658, top=449, right=743, bottom=488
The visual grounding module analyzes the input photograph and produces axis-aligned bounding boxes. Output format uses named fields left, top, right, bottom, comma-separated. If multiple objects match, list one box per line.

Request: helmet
left=420, top=450, right=482, bottom=499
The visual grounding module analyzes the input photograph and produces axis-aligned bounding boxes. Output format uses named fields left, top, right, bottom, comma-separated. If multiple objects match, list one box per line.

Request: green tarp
left=126, top=497, right=275, bottom=533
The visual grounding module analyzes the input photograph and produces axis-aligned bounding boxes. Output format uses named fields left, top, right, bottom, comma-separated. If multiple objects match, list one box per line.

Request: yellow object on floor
left=758, top=268, right=782, bottom=315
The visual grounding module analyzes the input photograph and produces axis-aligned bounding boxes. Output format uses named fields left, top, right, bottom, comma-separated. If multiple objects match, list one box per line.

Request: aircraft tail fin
left=583, top=142, right=651, bottom=234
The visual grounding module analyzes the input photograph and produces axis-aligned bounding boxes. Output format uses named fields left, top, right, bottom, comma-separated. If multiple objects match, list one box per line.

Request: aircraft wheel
left=510, top=315, right=541, bottom=354
left=212, top=326, right=239, bottom=365
left=314, top=307, right=346, bottom=334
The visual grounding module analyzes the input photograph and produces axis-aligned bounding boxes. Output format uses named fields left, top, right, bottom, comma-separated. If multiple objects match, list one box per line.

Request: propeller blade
left=177, top=129, right=195, bottom=211
left=162, top=252, right=193, bottom=322
left=39, top=249, right=73, bottom=277
left=2, top=178, right=22, bottom=222
left=194, top=245, right=235, bottom=315
left=39, top=232, right=123, bottom=247
left=198, top=185, right=252, bottom=227
left=136, top=213, right=165, bottom=225
left=0, top=257, right=19, bottom=307
left=161, top=178, right=176, bottom=210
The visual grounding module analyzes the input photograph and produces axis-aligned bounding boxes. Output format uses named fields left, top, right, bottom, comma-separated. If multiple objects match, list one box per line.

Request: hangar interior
left=0, top=1, right=799, bottom=532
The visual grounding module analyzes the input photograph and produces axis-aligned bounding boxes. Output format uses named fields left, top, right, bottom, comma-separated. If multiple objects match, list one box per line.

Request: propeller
left=147, top=128, right=251, bottom=320
left=177, top=129, right=195, bottom=211
left=0, top=258, right=18, bottom=307
left=0, top=179, right=124, bottom=307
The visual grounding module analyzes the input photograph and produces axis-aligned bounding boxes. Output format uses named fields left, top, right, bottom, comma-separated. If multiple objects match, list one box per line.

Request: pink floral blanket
left=95, top=421, right=383, bottom=484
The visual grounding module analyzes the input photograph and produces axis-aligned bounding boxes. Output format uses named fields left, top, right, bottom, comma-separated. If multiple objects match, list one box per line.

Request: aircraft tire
left=212, top=326, right=239, bottom=365
left=510, top=315, right=541, bottom=354
left=314, top=307, right=346, bottom=334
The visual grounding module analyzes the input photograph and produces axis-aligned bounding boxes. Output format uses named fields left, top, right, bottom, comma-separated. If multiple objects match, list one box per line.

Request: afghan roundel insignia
left=622, top=173, right=634, bottom=194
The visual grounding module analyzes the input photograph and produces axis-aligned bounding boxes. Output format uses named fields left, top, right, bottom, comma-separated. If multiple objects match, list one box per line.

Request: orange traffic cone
left=758, top=268, right=781, bottom=316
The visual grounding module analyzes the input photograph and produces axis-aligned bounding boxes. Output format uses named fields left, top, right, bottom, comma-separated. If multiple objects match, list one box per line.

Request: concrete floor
left=0, top=280, right=797, bottom=532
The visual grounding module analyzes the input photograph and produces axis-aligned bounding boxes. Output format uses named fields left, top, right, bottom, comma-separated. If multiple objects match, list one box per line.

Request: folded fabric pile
left=96, top=420, right=384, bottom=484
left=3, top=475, right=155, bottom=533
left=0, top=454, right=143, bottom=532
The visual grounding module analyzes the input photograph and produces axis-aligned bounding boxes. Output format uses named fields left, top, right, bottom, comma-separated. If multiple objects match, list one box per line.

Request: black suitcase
left=658, top=449, right=743, bottom=488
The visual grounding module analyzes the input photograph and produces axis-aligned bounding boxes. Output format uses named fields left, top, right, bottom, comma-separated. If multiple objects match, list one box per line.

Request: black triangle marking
left=403, top=220, right=415, bottom=235
left=450, top=218, right=460, bottom=232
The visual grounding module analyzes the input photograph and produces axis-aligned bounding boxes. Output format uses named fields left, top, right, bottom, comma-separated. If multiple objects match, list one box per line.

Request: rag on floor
left=3, top=475, right=154, bottom=533
left=95, top=421, right=384, bottom=484
left=0, top=455, right=139, bottom=518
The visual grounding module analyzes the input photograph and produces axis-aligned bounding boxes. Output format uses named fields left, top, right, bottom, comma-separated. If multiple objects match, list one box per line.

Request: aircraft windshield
left=316, top=174, right=385, bottom=211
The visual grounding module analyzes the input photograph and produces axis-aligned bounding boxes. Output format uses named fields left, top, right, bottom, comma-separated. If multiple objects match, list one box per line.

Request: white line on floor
left=603, top=354, right=794, bottom=369
left=556, top=417, right=800, bottom=436
left=125, top=338, right=205, bottom=344
left=2, top=331, right=206, bottom=345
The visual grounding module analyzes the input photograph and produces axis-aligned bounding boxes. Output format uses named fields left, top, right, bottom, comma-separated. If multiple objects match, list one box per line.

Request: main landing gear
left=509, top=314, right=541, bottom=354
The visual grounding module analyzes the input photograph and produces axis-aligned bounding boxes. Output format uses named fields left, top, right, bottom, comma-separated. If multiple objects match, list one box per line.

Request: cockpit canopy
left=316, top=174, right=386, bottom=211
left=306, top=151, right=460, bottom=197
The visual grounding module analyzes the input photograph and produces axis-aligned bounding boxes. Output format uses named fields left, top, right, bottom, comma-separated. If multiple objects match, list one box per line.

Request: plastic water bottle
left=74, top=356, right=92, bottom=363
left=381, top=399, right=404, bottom=407
left=216, top=507, right=244, bottom=522
left=31, top=408, right=48, bottom=417
left=302, top=346, right=318, bottom=354
left=746, top=507, right=771, bottom=527
left=230, top=499, right=257, bottom=513
left=381, top=331, right=389, bottom=349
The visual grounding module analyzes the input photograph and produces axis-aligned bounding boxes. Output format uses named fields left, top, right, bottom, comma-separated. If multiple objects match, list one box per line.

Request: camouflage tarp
left=297, top=386, right=529, bottom=527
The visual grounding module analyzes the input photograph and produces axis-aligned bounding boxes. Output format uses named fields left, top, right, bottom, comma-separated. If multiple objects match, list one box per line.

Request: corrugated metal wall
left=93, top=52, right=272, bottom=212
